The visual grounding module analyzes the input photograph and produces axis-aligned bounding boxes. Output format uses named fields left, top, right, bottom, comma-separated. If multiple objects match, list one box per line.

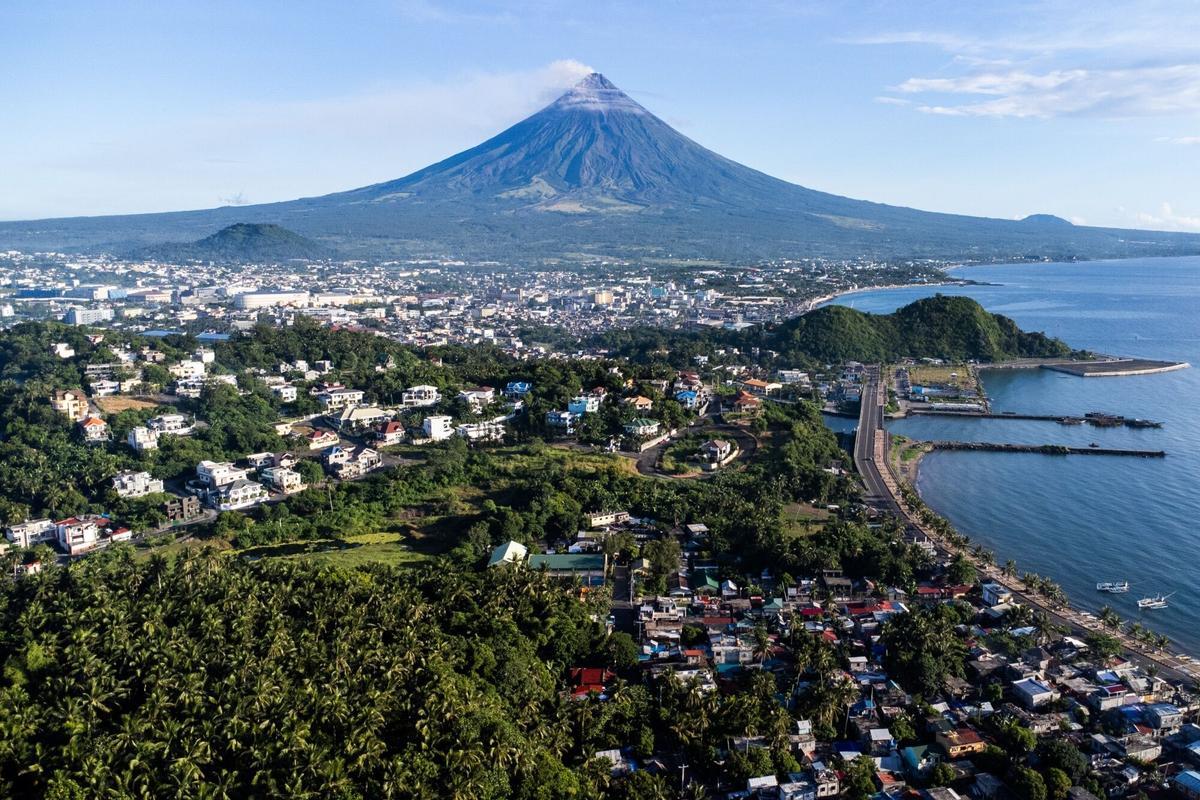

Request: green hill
left=765, top=295, right=1074, bottom=363
left=139, top=223, right=332, bottom=263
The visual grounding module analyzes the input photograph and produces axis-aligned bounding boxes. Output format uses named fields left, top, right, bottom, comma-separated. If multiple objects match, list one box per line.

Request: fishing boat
left=1137, top=593, right=1173, bottom=610
left=1096, top=581, right=1129, bottom=593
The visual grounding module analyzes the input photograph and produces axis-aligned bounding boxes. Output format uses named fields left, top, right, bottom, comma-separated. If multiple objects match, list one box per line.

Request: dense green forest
left=762, top=295, right=1075, bottom=364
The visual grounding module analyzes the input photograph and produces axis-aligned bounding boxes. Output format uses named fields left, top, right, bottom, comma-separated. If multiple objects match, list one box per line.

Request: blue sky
left=3, top=0, right=1199, bottom=230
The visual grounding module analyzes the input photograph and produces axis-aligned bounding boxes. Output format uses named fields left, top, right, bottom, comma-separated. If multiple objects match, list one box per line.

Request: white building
left=319, top=388, right=365, bottom=410
left=456, top=421, right=505, bottom=443
left=423, top=415, right=454, bottom=441
left=169, top=360, right=207, bottom=380
left=127, top=429, right=158, bottom=453
left=5, top=518, right=56, bottom=548
left=402, top=385, right=441, bottom=408
left=234, top=290, right=310, bottom=310
left=193, top=347, right=216, bottom=364
left=457, top=386, right=496, bottom=412
left=261, top=466, right=306, bottom=494
left=196, top=460, right=250, bottom=488
left=64, top=306, right=114, bottom=326
left=52, top=389, right=90, bottom=421
left=55, top=517, right=102, bottom=555
left=112, top=470, right=165, bottom=499
left=272, top=384, right=298, bottom=403
left=1012, top=678, right=1059, bottom=709
left=148, top=413, right=193, bottom=435
left=216, top=479, right=268, bottom=511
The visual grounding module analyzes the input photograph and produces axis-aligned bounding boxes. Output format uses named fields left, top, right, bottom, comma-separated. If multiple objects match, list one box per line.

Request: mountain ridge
left=2, top=72, right=1198, bottom=263
left=137, top=223, right=332, bottom=263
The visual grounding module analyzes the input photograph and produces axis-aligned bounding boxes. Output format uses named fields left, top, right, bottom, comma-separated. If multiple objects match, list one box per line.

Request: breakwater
left=930, top=441, right=1165, bottom=457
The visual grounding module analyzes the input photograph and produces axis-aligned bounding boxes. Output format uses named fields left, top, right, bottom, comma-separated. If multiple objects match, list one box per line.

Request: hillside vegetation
left=765, top=295, right=1074, bottom=364
left=139, top=223, right=331, bottom=263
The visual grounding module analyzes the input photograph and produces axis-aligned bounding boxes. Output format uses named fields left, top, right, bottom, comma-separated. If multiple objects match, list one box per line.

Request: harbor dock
left=930, top=441, right=1166, bottom=457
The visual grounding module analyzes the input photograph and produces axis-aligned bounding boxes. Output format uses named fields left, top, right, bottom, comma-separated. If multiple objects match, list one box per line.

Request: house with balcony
left=318, top=387, right=365, bottom=411
left=55, top=516, right=105, bottom=555
left=624, top=418, right=660, bottom=438
left=568, top=394, right=601, bottom=415
left=374, top=420, right=407, bottom=446
left=306, top=429, right=340, bottom=449
left=216, top=479, right=268, bottom=511
left=5, top=518, right=56, bottom=548
left=422, top=415, right=454, bottom=441
left=546, top=410, right=578, bottom=435
left=78, top=416, right=110, bottom=443
left=52, top=388, right=90, bottom=421
left=261, top=466, right=306, bottom=494
left=148, top=413, right=194, bottom=435
left=128, top=426, right=159, bottom=453
left=458, top=386, right=496, bottom=412
left=402, top=385, right=440, bottom=408
left=196, top=460, right=250, bottom=488
left=112, top=470, right=165, bottom=499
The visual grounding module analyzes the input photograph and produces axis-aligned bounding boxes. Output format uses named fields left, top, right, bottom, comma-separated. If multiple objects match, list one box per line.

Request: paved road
left=635, top=422, right=758, bottom=478
left=852, top=364, right=1200, bottom=687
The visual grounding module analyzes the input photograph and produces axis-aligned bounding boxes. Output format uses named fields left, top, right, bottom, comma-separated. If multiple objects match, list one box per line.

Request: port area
left=907, top=409, right=1164, bottom=429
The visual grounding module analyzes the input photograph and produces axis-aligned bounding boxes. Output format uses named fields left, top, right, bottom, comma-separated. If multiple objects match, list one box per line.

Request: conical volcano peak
left=552, top=72, right=645, bottom=114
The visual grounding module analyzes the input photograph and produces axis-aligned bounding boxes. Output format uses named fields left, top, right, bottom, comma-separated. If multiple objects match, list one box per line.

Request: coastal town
left=1, top=309, right=1197, bottom=799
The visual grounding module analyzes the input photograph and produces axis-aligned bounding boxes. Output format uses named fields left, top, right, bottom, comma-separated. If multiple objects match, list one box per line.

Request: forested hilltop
left=764, top=296, right=1074, bottom=365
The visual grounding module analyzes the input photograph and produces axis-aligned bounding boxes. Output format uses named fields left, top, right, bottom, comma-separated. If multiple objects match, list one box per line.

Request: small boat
left=1137, top=593, right=1173, bottom=610
left=1089, top=442, right=1100, bottom=448
left=1096, top=581, right=1129, bottom=593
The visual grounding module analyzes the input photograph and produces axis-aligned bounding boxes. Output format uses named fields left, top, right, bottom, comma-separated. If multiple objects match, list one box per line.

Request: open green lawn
left=238, top=533, right=432, bottom=569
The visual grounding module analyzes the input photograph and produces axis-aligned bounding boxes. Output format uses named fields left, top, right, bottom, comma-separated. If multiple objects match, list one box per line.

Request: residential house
left=318, top=388, right=365, bottom=411
left=196, top=460, right=250, bottom=488
left=1173, top=771, right=1200, bottom=800
left=456, top=421, right=505, bottom=443
left=78, top=416, right=109, bottom=443
left=423, top=415, right=454, bottom=441
left=261, top=466, right=306, bottom=494
left=330, top=447, right=382, bottom=479
left=675, top=389, right=700, bottom=409
left=504, top=381, right=532, bottom=398
left=623, top=418, right=660, bottom=438
left=148, top=413, right=193, bottom=435
left=741, top=378, right=782, bottom=395
left=936, top=728, right=986, bottom=759
left=216, top=479, right=268, bottom=511
left=402, top=385, right=440, bottom=408
left=587, top=511, right=630, bottom=528
left=624, top=395, right=653, bottom=412
left=306, top=429, right=340, bottom=449
left=5, top=519, right=55, bottom=548
left=1012, top=677, right=1059, bottom=709
left=702, top=439, right=733, bottom=463
left=545, top=410, right=578, bottom=435
left=112, top=470, right=165, bottom=499
left=245, top=452, right=276, bottom=470
left=374, top=420, right=407, bottom=446
left=901, top=745, right=942, bottom=780
left=731, top=391, right=762, bottom=414
left=272, top=384, right=298, bottom=403
left=55, top=516, right=104, bottom=555
left=981, top=583, right=1013, bottom=606
left=128, top=426, right=159, bottom=453
left=51, top=389, right=90, bottom=421
left=163, top=495, right=201, bottom=522
left=568, top=394, right=601, bottom=415
left=330, top=404, right=392, bottom=433
left=169, top=360, right=206, bottom=380
left=458, top=386, right=496, bottom=412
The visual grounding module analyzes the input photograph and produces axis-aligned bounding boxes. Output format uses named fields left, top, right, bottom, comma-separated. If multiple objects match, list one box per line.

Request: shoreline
left=808, top=279, right=971, bottom=311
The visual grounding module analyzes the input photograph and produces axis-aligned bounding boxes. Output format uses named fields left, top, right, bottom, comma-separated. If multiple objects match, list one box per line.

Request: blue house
left=675, top=390, right=699, bottom=409
left=505, top=381, right=532, bottom=397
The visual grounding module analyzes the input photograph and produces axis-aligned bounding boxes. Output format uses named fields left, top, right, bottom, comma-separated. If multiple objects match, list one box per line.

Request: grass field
left=95, top=396, right=161, bottom=414
left=238, top=532, right=431, bottom=569
left=904, top=364, right=978, bottom=393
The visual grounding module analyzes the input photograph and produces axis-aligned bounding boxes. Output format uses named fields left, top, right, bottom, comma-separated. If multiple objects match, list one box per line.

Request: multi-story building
left=318, top=388, right=365, bottom=411
left=568, top=395, right=601, bottom=415
left=112, top=470, right=165, bottom=499
left=148, top=413, right=194, bottom=435
left=261, top=466, right=306, bottom=494
left=422, top=415, right=454, bottom=441
left=196, top=460, right=250, bottom=488
left=163, top=495, right=201, bottom=522
left=128, top=426, right=159, bottom=453
left=216, top=479, right=268, bottom=511
left=402, top=385, right=441, bottom=408
left=51, top=389, right=90, bottom=421
left=78, top=416, right=110, bottom=442
left=64, top=306, right=114, bottom=326
left=272, top=384, right=298, bottom=403
left=5, top=518, right=56, bottom=547
left=456, top=421, right=505, bottom=443
left=55, top=516, right=102, bottom=555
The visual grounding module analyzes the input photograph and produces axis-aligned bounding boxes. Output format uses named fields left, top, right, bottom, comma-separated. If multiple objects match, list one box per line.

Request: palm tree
left=1099, top=605, right=1120, bottom=629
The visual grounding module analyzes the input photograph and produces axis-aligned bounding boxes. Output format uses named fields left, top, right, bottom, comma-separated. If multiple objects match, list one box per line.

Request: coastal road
left=852, top=364, right=1200, bottom=686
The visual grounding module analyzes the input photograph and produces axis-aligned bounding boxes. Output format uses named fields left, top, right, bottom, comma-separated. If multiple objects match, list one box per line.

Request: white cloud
left=893, top=64, right=1200, bottom=119
left=873, top=96, right=911, bottom=106
left=1135, top=202, right=1200, bottom=231
left=1156, top=135, right=1200, bottom=145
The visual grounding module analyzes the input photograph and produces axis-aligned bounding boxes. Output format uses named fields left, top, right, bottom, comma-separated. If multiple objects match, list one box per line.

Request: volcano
left=3, top=72, right=1199, bottom=263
